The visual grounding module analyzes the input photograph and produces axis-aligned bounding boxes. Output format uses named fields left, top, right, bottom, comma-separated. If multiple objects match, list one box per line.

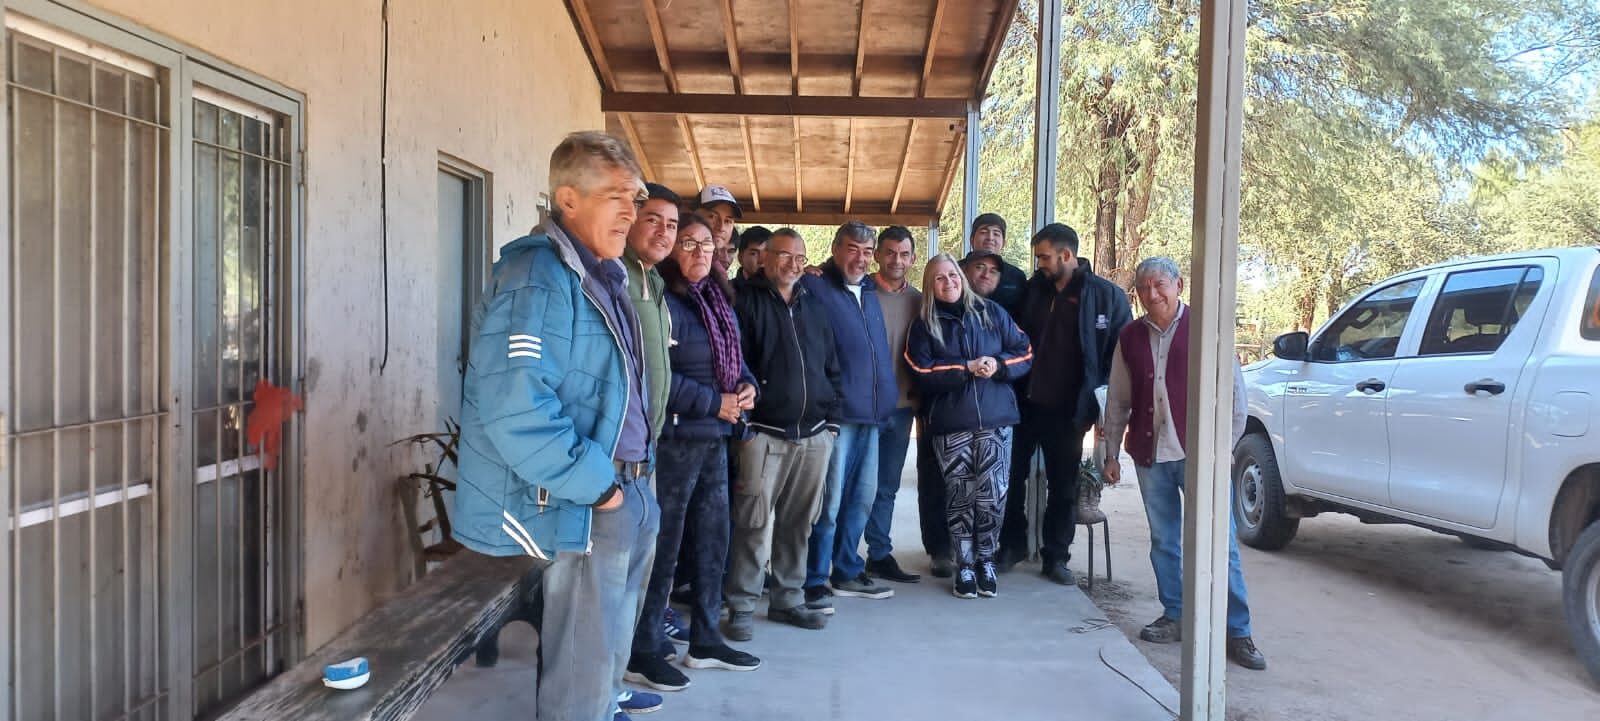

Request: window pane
left=1312, top=279, right=1425, bottom=362
left=1583, top=265, right=1600, bottom=341
left=1418, top=267, right=1540, bottom=356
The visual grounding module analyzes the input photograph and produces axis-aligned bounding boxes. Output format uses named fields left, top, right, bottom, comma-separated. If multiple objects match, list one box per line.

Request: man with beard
left=1000, top=223, right=1131, bottom=586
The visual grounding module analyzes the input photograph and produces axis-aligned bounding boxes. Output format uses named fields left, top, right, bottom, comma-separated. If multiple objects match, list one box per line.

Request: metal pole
left=1031, top=0, right=1063, bottom=236
left=926, top=222, right=940, bottom=262
left=962, top=103, right=981, bottom=251
left=1182, top=0, right=1247, bottom=719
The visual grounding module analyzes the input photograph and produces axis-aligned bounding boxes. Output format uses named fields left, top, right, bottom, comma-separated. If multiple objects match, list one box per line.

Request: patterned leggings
left=932, top=427, right=1013, bottom=566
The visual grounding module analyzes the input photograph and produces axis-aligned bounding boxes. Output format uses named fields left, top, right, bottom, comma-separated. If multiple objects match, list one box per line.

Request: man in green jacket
left=624, top=182, right=679, bottom=439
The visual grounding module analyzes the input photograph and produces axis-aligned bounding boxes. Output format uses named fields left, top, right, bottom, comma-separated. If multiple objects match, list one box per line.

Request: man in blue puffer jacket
left=453, top=132, right=660, bottom=721
left=799, top=221, right=901, bottom=607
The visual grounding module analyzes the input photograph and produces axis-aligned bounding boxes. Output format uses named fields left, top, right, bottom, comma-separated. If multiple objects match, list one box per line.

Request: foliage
left=942, top=0, right=1600, bottom=339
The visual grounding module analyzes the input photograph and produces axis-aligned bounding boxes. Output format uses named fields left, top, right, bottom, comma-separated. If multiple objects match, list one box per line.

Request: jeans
left=632, top=439, right=729, bottom=656
left=915, top=414, right=950, bottom=559
left=1135, top=459, right=1253, bottom=638
left=537, top=476, right=659, bottom=721
left=866, top=408, right=915, bottom=561
left=806, top=423, right=879, bottom=587
left=1002, top=401, right=1088, bottom=563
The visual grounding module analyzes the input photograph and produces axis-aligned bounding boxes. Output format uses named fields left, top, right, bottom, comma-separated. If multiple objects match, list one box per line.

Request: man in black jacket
left=962, top=213, right=1028, bottom=316
left=1000, top=223, right=1132, bottom=585
left=725, top=228, right=842, bottom=640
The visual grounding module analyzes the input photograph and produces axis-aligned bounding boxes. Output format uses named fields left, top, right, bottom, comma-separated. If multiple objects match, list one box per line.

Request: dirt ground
left=1072, top=473, right=1600, bottom=721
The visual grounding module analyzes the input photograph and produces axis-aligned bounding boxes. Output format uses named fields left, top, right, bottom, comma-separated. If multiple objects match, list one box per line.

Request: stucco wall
left=81, top=0, right=601, bottom=647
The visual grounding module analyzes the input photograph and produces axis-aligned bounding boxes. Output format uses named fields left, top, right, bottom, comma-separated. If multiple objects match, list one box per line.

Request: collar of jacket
left=819, top=259, right=870, bottom=292
left=747, top=269, right=808, bottom=303
left=533, top=218, right=592, bottom=282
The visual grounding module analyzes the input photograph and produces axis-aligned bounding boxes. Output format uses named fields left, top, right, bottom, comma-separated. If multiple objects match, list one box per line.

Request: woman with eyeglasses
left=626, top=213, right=762, bottom=692
left=904, top=253, right=1033, bottom=598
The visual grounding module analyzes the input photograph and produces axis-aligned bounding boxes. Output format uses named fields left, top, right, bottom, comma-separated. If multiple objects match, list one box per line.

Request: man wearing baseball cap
left=962, top=213, right=1028, bottom=316
left=960, top=249, right=1005, bottom=300
left=698, top=184, right=742, bottom=272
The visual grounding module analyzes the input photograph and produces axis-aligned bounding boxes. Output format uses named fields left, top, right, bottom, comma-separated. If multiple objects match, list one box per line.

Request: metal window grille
left=187, top=91, right=292, bottom=719
left=6, top=27, right=166, bottom=721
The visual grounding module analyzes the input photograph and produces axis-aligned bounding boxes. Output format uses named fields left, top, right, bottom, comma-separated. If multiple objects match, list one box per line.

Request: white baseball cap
left=697, top=184, right=743, bottom=218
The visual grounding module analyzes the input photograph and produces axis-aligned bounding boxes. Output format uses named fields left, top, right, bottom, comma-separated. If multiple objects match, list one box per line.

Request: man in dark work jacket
left=999, top=223, right=1132, bottom=585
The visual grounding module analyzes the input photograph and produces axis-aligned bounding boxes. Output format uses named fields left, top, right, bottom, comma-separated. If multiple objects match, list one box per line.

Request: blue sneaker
left=663, top=608, right=690, bottom=646
left=613, top=713, right=631, bottom=721
left=617, top=689, right=662, bottom=714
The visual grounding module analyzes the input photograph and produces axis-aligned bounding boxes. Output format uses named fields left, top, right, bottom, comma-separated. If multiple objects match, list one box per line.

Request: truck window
left=1418, top=266, right=1543, bottom=356
left=1584, top=265, right=1600, bottom=341
left=1310, top=278, right=1425, bottom=362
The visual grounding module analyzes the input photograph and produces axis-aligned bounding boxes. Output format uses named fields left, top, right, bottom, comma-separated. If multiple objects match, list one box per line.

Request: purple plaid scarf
left=688, top=278, right=742, bottom=393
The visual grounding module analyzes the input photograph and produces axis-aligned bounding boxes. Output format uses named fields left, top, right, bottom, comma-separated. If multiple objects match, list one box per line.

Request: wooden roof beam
left=719, top=0, right=745, bottom=94
left=677, top=114, right=707, bottom=192
left=641, top=0, right=679, bottom=92
left=845, top=119, right=857, bottom=213
left=617, top=113, right=656, bottom=182
left=793, top=117, right=803, bottom=213
left=740, top=116, right=762, bottom=211
left=567, top=0, right=617, bottom=90
left=936, top=128, right=967, bottom=214
left=854, top=0, right=870, bottom=96
left=976, top=0, right=1022, bottom=96
left=788, top=0, right=800, bottom=95
left=920, top=0, right=948, bottom=97
left=601, top=92, right=971, bottom=118
left=740, top=210, right=940, bottom=228
left=890, top=118, right=917, bottom=213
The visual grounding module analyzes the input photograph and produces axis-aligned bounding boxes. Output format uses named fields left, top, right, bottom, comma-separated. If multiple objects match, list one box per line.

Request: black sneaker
left=952, top=566, right=978, bottom=599
left=803, top=585, right=836, bottom=615
left=1041, top=559, right=1076, bottom=586
left=976, top=560, right=998, bottom=597
left=1227, top=636, right=1267, bottom=670
left=865, top=555, right=922, bottom=583
left=624, top=653, right=691, bottom=692
left=1139, top=616, right=1182, bottom=644
left=929, top=554, right=956, bottom=578
left=768, top=604, right=828, bottom=630
left=684, top=643, right=762, bottom=671
left=830, top=571, right=894, bottom=599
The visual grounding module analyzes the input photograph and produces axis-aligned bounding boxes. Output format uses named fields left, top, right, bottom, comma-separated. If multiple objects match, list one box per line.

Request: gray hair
left=549, top=131, right=643, bottom=198
left=833, top=220, right=877, bottom=248
left=919, top=253, right=990, bottom=347
left=1134, top=256, right=1182, bottom=284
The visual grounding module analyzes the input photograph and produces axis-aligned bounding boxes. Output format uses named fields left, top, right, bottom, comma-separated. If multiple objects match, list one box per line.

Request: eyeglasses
left=677, top=239, right=716, bottom=254
left=769, top=250, right=808, bottom=266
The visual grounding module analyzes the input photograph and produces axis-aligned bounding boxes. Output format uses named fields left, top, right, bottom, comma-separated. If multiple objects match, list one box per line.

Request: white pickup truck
left=1234, top=247, right=1600, bottom=682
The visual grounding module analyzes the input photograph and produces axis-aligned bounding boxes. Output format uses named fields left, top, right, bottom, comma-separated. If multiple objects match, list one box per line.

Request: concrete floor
left=416, top=454, right=1179, bottom=721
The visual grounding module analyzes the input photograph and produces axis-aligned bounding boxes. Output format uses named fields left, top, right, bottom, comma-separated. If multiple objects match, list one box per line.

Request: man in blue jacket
left=453, top=132, right=661, bottom=721
left=801, top=221, right=899, bottom=609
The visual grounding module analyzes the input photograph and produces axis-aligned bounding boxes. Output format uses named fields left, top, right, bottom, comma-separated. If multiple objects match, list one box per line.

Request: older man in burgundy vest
left=1101, top=256, right=1267, bottom=671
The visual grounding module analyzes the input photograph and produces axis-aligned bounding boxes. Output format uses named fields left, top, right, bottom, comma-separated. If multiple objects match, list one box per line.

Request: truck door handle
left=1464, top=378, right=1506, bottom=396
left=1355, top=378, right=1386, bottom=394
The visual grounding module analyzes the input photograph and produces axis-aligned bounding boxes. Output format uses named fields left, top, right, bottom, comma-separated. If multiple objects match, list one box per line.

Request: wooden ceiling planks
left=575, top=0, right=1014, bottom=225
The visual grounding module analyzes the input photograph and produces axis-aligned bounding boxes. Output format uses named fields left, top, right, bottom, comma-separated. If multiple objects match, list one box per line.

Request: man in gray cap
left=697, top=184, right=742, bottom=272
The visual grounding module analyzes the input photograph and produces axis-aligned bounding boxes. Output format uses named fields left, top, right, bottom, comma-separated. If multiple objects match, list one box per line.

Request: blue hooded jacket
left=798, top=260, right=898, bottom=426
left=452, top=222, right=644, bottom=559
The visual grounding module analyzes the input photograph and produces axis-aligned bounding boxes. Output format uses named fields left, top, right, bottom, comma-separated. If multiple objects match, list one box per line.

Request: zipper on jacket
left=962, top=314, right=984, bottom=430
left=577, top=278, right=632, bottom=556
left=857, top=285, right=880, bottom=422
left=786, top=298, right=810, bottom=438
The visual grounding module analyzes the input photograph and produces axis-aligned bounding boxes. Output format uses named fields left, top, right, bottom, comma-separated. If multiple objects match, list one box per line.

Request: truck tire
left=1232, top=433, right=1299, bottom=550
left=1562, top=521, right=1600, bottom=685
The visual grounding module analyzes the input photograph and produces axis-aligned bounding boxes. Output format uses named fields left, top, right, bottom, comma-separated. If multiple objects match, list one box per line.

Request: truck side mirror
left=1273, top=332, right=1309, bottom=361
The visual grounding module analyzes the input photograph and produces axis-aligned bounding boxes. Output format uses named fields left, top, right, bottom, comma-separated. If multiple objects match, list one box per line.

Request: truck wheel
left=1232, top=433, right=1299, bottom=550
left=1562, top=521, right=1600, bottom=685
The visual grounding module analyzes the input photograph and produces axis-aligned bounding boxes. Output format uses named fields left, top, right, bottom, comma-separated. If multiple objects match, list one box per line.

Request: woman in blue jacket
left=627, top=214, right=762, bottom=690
left=904, top=254, right=1033, bottom=598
